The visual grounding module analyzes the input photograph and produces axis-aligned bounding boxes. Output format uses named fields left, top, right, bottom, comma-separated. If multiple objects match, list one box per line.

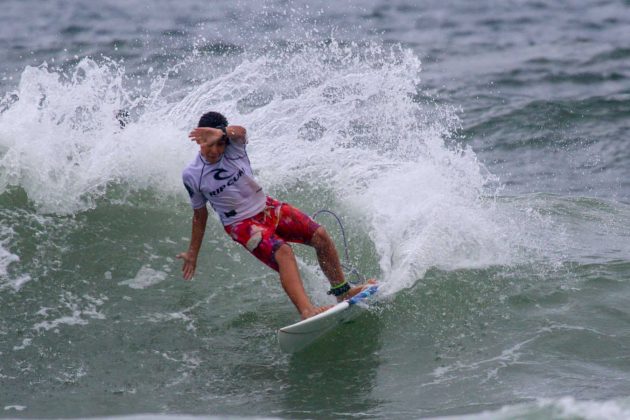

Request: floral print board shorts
left=224, top=196, right=321, bottom=272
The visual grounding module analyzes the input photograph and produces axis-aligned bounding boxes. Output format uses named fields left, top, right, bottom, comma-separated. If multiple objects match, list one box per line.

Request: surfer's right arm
left=189, top=125, right=247, bottom=145
left=177, top=206, right=209, bottom=280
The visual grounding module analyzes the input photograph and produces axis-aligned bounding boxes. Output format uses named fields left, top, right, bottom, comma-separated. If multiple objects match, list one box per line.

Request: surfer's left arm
left=177, top=206, right=208, bottom=280
left=226, top=125, right=247, bottom=145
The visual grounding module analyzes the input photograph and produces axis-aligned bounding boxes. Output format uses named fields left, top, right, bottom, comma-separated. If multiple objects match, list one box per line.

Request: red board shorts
left=224, top=196, right=321, bottom=272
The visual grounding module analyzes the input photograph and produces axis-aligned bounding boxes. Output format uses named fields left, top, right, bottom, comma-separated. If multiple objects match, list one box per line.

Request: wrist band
left=217, top=125, right=228, bottom=142
left=327, top=281, right=351, bottom=297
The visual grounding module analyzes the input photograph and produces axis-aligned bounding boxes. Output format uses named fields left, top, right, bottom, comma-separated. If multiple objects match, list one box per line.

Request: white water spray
left=0, top=41, right=540, bottom=293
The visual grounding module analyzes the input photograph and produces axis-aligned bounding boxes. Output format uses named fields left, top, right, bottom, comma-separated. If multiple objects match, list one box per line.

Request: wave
left=1, top=40, right=619, bottom=294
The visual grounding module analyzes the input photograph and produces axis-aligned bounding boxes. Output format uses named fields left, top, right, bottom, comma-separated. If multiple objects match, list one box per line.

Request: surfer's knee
left=274, top=243, right=294, bottom=262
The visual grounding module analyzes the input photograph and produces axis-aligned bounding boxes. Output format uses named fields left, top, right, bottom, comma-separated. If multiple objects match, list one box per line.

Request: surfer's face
left=200, top=138, right=227, bottom=163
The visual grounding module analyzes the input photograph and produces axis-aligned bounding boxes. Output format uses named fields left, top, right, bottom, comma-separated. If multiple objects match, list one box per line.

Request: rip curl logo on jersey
left=208, top=169, right=245, bottom=197
left=210, top=168, right=233, bottom=180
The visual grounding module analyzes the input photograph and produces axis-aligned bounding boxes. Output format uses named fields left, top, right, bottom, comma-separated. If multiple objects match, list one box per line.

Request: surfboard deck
left=277, top=284, right=379, bottom=353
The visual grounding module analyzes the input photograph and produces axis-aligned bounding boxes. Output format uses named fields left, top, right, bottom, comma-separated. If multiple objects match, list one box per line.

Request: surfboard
left=277, top=284, right=379, bottom=353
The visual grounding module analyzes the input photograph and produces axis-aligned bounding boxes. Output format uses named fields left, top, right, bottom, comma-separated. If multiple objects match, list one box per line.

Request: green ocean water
left=1, top=1, right=630, bottom=419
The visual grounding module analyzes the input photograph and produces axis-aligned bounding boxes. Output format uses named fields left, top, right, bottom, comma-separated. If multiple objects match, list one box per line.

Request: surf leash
left=347, top=285, right=379, bottom=306
left=312, top=209, right=365, bottom=285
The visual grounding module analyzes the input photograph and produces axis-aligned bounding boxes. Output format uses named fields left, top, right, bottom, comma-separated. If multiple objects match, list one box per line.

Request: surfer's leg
left=310, top=228, right=377, bottom=300
left=309, top=227, right=346, bottom=288
left=273, top=204, right=345, bottom=287
left=275, top=244, right=331, bottom=319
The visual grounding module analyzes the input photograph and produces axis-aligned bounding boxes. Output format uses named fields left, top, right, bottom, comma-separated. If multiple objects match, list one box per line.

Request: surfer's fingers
left=188, top=127, right=211, bottom=138
left=189, top=127, right=222, bottom=144
left=183, top=264, right=194, bottom=280
left=188, top=129, right=205, bottom=143
left=177, top=253, right=195, bottom=280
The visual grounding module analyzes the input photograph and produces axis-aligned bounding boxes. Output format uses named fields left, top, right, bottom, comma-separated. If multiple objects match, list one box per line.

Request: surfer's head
left=197, top=111, right=229, bottom=163
left=198, top=111, right=228, bottom=130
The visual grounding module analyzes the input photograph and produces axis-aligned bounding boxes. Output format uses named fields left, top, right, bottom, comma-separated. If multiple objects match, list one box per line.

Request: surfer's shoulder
left=181, top=156, right=202, bottom=182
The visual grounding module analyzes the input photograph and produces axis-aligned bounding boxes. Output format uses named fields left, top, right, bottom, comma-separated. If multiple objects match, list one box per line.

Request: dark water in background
left=1, top=1, right=630, bottom=418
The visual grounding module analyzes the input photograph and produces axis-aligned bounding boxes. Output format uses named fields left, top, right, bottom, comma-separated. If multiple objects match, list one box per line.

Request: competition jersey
left=182, top=141, right=266, bottom=225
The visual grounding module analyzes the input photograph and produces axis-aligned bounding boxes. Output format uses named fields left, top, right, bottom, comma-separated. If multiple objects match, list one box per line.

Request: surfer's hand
left=188, top=127, right=224, bottom=145
left=176, top=251, right=197, bottom=280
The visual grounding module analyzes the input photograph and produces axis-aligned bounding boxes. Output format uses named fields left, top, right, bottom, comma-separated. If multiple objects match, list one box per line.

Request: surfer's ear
left=217, top=125, right=229, bottom=143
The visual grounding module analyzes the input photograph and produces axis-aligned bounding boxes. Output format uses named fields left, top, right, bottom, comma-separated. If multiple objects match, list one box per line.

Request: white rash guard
left=182, top=140, right=266, bottom=226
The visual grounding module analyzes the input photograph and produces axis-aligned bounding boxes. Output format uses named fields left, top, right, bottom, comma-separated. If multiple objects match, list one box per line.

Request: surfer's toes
left=301, top=305, right=333, bottom=320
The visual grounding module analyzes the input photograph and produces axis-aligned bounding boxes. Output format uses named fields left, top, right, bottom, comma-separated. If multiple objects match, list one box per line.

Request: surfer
left=177, top=111, right=366, bottom=319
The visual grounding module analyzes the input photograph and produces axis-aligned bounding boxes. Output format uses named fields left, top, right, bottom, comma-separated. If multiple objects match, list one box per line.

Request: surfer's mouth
left=204, top=153, right=221, bottom=161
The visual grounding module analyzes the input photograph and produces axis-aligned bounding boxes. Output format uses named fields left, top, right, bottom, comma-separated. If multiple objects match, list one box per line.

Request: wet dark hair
left=198, top=111, right=228, bottom=129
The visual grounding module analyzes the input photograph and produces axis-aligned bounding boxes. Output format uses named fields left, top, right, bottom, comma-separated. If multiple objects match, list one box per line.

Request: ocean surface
left=1, top=1, right=630, bottom=418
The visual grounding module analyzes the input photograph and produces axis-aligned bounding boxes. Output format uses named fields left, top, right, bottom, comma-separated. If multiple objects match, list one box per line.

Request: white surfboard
left=277, top=284, right=379, bottom=353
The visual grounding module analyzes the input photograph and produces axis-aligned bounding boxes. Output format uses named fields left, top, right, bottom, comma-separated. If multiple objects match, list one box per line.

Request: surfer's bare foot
left=300, top=305, right=333, bottom=320
left=337, top=278, right=378, bottom=302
